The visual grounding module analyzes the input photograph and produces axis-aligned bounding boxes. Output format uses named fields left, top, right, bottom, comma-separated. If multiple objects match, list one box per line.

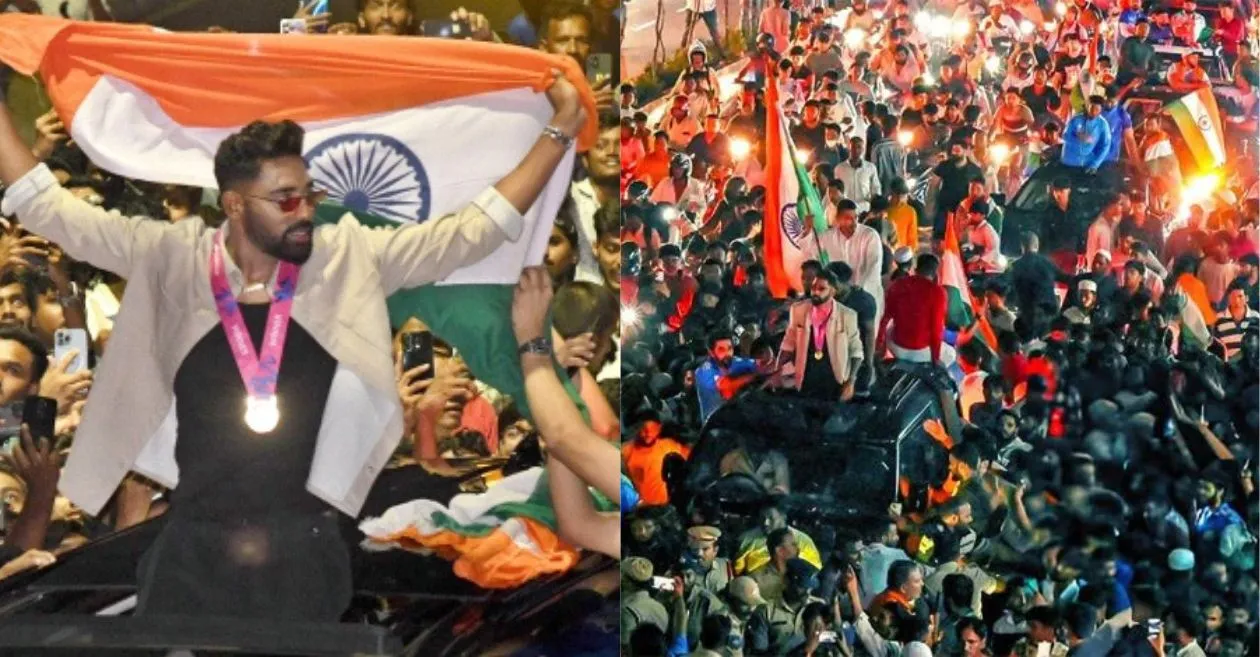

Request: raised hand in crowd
left=2, top=425, right=61, bottom=553
left=31, top=109, right=68, bottom=161
left=449, top=7, right=493, bottom=41
left=290, top=0, right=331, bottom=33
left=554, top=330, right=597, bottom=370
left=39, top=350, right=92, bottom=415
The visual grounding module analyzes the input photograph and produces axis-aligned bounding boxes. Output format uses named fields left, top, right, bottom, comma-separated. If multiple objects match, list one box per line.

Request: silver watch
left=517, top=337, right=552, bottom=357
left=541, top=125, right=575, bottom=149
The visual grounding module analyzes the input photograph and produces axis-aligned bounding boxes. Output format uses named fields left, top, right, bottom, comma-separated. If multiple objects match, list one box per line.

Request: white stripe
left=69, top=76, right=570, bottom=285
left=1180, top=91, right=1226, bottom=166
left=358, top=467, right=543, bottom=539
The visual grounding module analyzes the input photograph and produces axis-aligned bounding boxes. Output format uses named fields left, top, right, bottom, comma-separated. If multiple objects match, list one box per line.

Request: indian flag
left=940, top=213, right=974, bottom=329
left=360, top=467, right=616, bottom=589
left=1167, top=87, right=1226, bottom=172
left=763, top=80, right=827, bottom=298
left=0, top=14, right=597, bottom=413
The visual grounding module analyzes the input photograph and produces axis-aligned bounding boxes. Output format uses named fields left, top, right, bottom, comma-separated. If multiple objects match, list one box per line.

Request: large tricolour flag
left=940, top=214, right=974, bottom=330
left=0, top=14, right=597, bottom=414
left=1167, top=87, right=1226, bottom=173
left=763, top=80, right=827, bottom=299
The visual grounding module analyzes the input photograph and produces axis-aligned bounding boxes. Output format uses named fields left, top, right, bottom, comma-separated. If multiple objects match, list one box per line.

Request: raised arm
left=512, top=267, right=619, bottom=503
left=365, top=72, right=590, bottom=293
left=0, top=98, right=165, bottom=278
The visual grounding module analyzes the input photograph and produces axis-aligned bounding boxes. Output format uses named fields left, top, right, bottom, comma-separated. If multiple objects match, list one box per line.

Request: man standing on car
left=0, top=69, right=588, bottom=620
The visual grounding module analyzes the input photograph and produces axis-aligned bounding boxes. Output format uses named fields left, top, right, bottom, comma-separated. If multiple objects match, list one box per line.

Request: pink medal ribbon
left=208, top=229, right=301, bottom=433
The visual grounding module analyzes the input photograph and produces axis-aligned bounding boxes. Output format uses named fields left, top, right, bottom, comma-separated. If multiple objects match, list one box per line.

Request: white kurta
left=803, top=223, right=885, bottom=322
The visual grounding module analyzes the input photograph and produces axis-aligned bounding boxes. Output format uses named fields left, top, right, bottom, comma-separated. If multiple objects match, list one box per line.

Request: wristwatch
left=541, top=125, right=575, bottom=150
left=517, top=337, right=552, bottom=357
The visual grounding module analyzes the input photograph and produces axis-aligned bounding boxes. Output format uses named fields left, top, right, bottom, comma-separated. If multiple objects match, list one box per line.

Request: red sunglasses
left=246, top=189, right=328, bottom=214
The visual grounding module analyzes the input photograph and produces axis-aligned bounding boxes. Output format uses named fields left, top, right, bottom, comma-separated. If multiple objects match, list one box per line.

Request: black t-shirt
left=838, top=287, right=877, bottom=330
left=172, top=303, right=338, bottom=520
left=933, top=158, right=984, bottom=214
left=1021, top=86, right=1061, bottom=120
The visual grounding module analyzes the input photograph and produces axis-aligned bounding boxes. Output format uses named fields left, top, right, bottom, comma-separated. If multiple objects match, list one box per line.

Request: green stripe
left=312, top=203, right=588, bottom=424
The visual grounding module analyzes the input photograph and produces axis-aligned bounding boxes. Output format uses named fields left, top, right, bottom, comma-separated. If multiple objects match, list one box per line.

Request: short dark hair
left=0, top=267, right=37, bottom=317
left=956, top=617, right=987, bottom=642
left=767, top=527, right=793, bottom=552
left=0, top=327, right=49, bottom=386
left=700, top=614, right=733, bottom=649
left=552, top=282, right=618, bottom=340
left=887, top=560, right=919, bottom=590
left=1026, top=605, right=1060, bottom=628
left=943, top=573, right=975, bottom=608
left=213, top=120, right=306, bottom=192
left=540, top=1, right=593, bottom=34
left=827, top=261, right=854, bottom=284
left=1063, top=603, right=1098, bottom=639
left=594, top=199, right=620, bottom=241
left=915, top=253, right=940, bottom=278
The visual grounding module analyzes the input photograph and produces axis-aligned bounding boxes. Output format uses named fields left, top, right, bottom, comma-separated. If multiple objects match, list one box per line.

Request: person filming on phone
left=0, top=61, right=588, bottom=622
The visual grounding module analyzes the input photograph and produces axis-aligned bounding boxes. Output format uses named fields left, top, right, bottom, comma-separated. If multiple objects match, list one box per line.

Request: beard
left=245, top=215, right=314, bottom=265
left=810, top=295, right=829, bottom=305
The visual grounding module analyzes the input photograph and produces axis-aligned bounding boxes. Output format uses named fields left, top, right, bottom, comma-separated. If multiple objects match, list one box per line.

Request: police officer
left=621, top=557, right=670, bottom=649
left=767, top=558, right=828, bottom=654
left=725, top=576, right=773, bottom=656
left=687, top=525, right=733, bottom=596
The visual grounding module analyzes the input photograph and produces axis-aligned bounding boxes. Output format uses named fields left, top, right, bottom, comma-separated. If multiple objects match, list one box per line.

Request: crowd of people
left=0, top=0, right=623, bottom=629
left=619, top=0, right=1258, bottom=655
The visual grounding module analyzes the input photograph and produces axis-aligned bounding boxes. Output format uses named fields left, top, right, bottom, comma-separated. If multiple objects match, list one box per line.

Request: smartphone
left=54, top=328, right=89, bottom=375
left=0, top=401, right=22, bottom=448
left=304, top=0, right=329, bottom=33
left=402, top=331, right=434, bottom=380
left=585, top=53, right=613, bottom=85
left=1147, top=620, right=1163, bottom=639
left=650, top=576, right=675, bottom=592
left=22, top=396, right=57, bottom=443
left=420, top=19, right=470, bottom=38
left=818, top=631, right=838, bottom=644
left=1036, top=643, right=1051, bottom=657
left=279, top=18, right=308, bottom=34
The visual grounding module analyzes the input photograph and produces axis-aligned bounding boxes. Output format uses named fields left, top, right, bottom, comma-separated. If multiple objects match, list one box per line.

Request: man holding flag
left=0, top=15, right=592, bottom=621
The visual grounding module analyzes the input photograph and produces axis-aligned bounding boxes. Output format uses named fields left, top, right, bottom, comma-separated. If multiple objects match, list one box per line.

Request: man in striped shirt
left=1212, top=283, right=1260, bottom=360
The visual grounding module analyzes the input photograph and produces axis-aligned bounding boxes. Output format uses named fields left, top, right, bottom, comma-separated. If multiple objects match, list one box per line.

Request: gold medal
left=814, top=350, right=824, bottom=360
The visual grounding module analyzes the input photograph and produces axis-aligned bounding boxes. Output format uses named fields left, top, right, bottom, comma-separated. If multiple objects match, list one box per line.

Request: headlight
left=914, top=11, right=932, bottom=31
left=844, top=27, right=868, bottom=49
left=1020, top=19, right=1035, bottom=35
left=621, top=304, right=641, bottom=329
left=898, top=130, right=914, bottom=147
left=1183, top=172, right=1222, bottom=204
left=951, top=19, right=972, bottom=38
left=930, top=15, right=952, bottom=38
left=796, top=149, right=812, bottom=164
left=985, top=55, right=1002, bottom=73
left=1055, top=1, right=1067, bottom=16
left=731, top=138, right=751, bottom=160
left=989, top=143, right=1011, bottom=164
left=660, top=206, right=679, bottom=222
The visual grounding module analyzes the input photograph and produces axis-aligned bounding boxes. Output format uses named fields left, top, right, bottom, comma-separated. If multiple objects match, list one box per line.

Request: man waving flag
left=0, top=12, right=596, bottom=418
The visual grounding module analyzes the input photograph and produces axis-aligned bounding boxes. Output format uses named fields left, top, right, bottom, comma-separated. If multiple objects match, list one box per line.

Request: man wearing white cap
left=1064, top=279, right=1099, bottom=324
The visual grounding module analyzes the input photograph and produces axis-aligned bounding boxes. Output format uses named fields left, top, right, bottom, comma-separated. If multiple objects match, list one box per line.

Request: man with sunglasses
left=0, top=72, right=587, bottom=620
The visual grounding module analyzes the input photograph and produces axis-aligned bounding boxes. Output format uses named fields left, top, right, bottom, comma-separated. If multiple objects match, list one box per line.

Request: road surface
left=623, top=0, right=745, bottom=81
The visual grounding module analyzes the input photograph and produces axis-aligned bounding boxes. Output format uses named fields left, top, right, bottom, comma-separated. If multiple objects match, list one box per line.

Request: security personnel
left=688, top=525, right=733, bottom=596
left=724, top=576, right=773, bottom=656
left=766, top=558, right=827, bottom=654
left=621, top=557, right=670, bottom=648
